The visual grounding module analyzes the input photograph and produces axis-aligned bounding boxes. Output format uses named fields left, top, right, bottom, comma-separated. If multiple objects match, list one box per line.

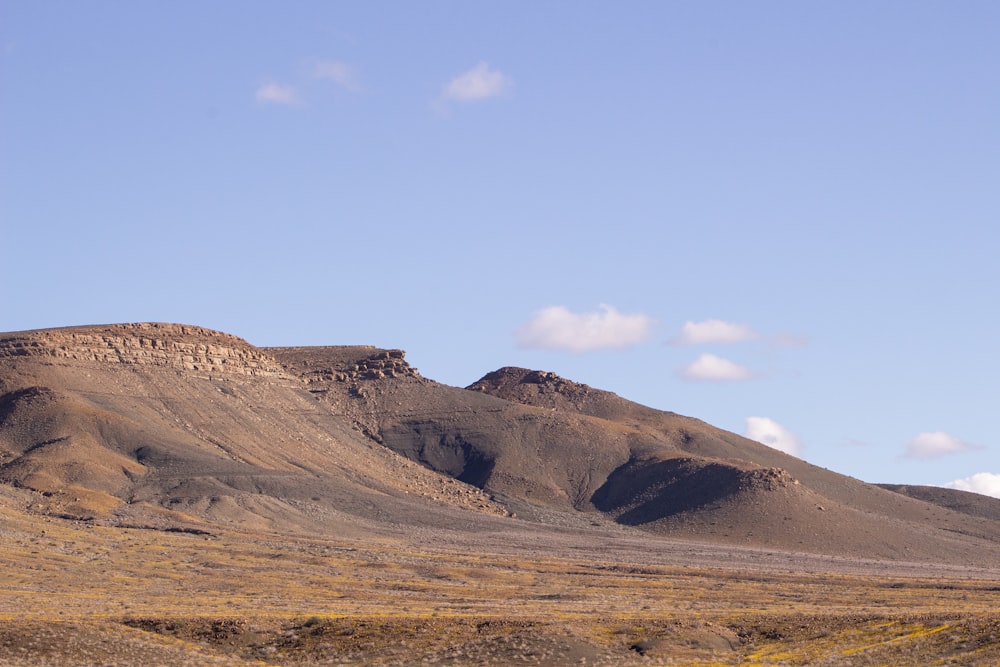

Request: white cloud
left=745, top=416, right=802, bottom=457
left=442, top=62, right=512, bottom=102
left=255, top=82, right=300, bottom=106
left=680, top=353, right=752, bottom=381
left=311, top=60, right=357, bottom=90
left=672, top=319, right=757, bottom=345
left=904, top=431, right=977, bottom=459
left=516, top=305, right=654, bottom=352
left=943, top=473, right=1000, bottom=499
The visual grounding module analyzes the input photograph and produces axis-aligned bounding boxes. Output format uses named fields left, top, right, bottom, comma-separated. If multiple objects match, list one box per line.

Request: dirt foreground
left=2, top=507, right=999, bottom=666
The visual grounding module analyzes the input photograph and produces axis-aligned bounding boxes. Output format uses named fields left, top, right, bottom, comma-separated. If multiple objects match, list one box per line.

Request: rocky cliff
left=0, top=323, right=286, bottom=378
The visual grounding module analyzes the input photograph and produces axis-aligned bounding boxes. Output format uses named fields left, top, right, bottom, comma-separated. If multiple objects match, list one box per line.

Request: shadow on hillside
left=592, top=457, right=744, bottom=525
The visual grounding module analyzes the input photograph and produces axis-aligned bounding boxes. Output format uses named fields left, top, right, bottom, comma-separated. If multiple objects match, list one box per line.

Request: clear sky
left=2, top=2, right=998, bottom=496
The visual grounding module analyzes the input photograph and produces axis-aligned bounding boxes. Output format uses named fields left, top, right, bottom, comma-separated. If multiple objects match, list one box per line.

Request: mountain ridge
left=2, top=322, right=999, bottom=567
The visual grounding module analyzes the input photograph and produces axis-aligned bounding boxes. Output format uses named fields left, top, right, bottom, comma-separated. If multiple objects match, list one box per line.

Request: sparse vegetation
left=0, top=509, right=998, bottom=664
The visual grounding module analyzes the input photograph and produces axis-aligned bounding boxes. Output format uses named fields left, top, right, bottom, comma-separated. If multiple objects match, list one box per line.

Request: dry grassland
left=2, top=509, right=999, bottom=665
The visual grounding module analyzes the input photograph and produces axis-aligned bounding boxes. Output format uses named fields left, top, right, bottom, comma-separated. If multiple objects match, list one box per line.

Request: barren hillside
left=2, top=323, right=999, bottom=566
left=0, top=324, right=506, bottom=538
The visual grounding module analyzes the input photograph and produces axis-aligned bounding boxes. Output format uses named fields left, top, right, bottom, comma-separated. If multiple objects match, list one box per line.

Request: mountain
left=2, top=322, right=999, bottom=567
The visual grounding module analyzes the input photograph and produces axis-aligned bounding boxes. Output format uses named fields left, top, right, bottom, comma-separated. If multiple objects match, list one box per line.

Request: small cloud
left=943, top=472, right=1000, bottom=499
left=516, top=305, right=654, bottom=352
left=745, top=416, right=802, bottom=457
left=442, top=61, right=512, bottom=102
left=680, top=353, right=752, bottom=381
left=904, top=431, right=978, bottom=459
left=672, top=319, right=757, bottom=345
left=311, top=60, right=358, bottom=90
left=255, top=82, right=300, bottom=106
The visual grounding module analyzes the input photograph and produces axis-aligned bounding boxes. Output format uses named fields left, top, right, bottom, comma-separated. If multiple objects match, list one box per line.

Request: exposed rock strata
left=0, top=323, right=286, bottom=377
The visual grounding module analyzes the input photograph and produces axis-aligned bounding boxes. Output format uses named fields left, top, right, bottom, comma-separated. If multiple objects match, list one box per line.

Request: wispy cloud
left=256, top=60, right=357, bottom=107
left=903, top=431, right=978, bottom=459
left=442, top=62, right=512, bottom=102
left=943, top=472, right=1000, bottom=499
left=255, top=82, right=300, bottom=106
left=672, top=319, right=757, bottom=346
left=679, top=353, right=752, bottom=381
left=745, top=416, right=802, bottom=457
left=516, top=305, right=654, bottom=352
left=311, top=60, right=358, bottom=90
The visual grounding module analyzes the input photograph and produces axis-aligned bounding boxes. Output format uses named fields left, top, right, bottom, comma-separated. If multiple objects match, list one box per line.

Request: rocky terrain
left=1, top=322, right=998, bottom=665
left=0, top=322, right=286, bottom=376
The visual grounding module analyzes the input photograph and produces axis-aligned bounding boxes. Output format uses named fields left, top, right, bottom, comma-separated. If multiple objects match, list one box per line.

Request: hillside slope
left=0, top=324, right=505, bottom=538
left=271, top=348, right=1000, bottom=563
left=1, top=323, right=998, bottom=567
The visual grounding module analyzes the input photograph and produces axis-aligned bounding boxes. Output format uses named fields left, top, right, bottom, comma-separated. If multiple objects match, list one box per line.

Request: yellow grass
left=1, top=510, right=998, bottom=665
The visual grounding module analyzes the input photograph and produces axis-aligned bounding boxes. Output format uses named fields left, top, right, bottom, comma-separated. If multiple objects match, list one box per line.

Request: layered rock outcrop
left=270, top=346, right=422, bottom=387
left=0, top=323, right=286, bottom=377
left=340, top=349, right=421, bottom=381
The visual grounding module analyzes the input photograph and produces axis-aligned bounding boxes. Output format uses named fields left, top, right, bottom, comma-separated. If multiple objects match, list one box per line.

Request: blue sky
left=2, top=2, right=998, bottom=496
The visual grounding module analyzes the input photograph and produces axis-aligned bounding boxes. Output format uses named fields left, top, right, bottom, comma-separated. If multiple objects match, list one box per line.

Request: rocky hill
left=2, top=322, right=1000, bottom=567
left=0, top=324, right=506, bottom=535
left=0, top=322, right=286, bottom=376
